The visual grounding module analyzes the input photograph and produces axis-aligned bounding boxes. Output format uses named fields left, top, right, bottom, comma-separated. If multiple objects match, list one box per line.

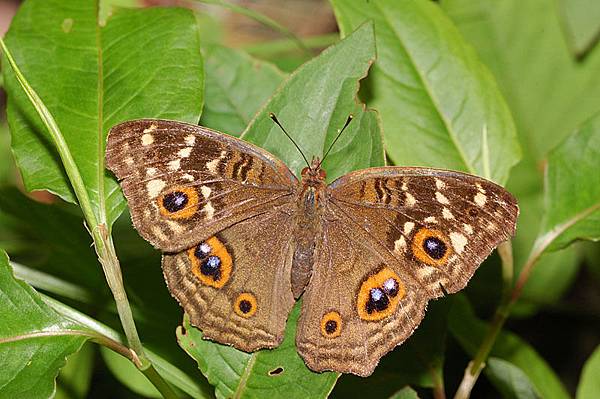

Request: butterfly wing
left=296, top=167, right=518, bottom=376
left=162, top=208, right=296, bottom=350
left=106, top=119, right=297, bottom=252
left=107, top=119, right=298, bottom=349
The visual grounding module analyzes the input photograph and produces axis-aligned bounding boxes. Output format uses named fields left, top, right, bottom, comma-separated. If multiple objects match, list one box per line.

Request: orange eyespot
left=158, top=186, right=199, bottom=219
left=188, top=236, right=233, bottom=288
left=356, top=267, right=405, bottom=321
left=320, top=311, right=342, bottom=338
left=411, top=228, right=452, bottom=266
left=234, top=293, right=257, bottom=318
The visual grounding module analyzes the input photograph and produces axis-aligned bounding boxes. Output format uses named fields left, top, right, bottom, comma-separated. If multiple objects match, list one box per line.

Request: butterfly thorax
left=290, top=159, right=328, bottom=298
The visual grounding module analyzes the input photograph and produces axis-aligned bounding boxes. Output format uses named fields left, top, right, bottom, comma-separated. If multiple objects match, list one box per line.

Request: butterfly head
left=301, top=157, right=327, bottom=186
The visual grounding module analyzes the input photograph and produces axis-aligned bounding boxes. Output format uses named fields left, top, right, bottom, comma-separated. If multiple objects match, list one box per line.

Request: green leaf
left=55, top=343, right=95, bottom=399
left=0, top=187, right=105, bottom=295
left=178, top=303, right=339, bottom=399
left=558, top=0, right=600, bottom=59
left=0, top=250, right=88, bottom=398
left=332, top=299, right=450, bottom=397
left=388, top=386, right=420, bottom=399
left=509, top=193, right=579, bottom=317
left=200, top=45, right=285, bottom=136
left=537, top=112, right=600, bottom=252
left=441, top=0, right=597, bottom=312
left=486, top=357, right=540, bottom=399
left=449, top=295, right=569, bottom=399
left=577, top=344, right=600, bottom=399
left=43, top=292, right=212, bottom=399
left=3, top=0, right=204, bottom=226
left=242, top=22, right=383, bottom=180
left=330, top=0, right=520, bottom=184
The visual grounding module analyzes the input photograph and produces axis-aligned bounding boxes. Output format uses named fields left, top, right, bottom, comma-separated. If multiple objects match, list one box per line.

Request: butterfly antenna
left=269, top=113, right=310, bottom=168
left=318, top=115, right=353, bottom=169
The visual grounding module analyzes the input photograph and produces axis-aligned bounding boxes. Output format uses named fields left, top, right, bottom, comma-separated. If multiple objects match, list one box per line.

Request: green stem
left=1, top=39, right=178, bottom=399
left=193, top=0, right=311, bottom=55
left=453, top=241, right=514, bottom=399
left=243, top=33, right=339, bottom=56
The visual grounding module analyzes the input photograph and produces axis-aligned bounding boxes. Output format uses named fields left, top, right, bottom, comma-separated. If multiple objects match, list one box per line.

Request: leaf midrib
left=95, top=0, right=107, bottom=226
left=372, top=0, right=476, bottom=174
left=233, top=352, right=257, bottom=399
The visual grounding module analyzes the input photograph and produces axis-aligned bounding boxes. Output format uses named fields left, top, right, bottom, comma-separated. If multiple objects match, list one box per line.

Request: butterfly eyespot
left=357, top=267, right=405, bottom=321
left=158, top=186, right=199, bottom=219
left=320, top=311, right=342, bottom=338
left=411, top=228, right=452, bottom=266
left=188, top=236, right=232, bottom=288
left=234, top=293, right=257, bottom=318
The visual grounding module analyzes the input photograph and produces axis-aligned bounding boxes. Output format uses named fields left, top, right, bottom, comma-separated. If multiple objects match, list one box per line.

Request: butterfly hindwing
left=162, top=197, right=296, bottom=350
left=106, top=119, right=297, bottom=252
left=296, top=213, right=428, bottom=376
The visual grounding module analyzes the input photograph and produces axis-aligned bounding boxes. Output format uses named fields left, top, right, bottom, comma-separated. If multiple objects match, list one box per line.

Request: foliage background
left=0, top=0, right=599, bottom=398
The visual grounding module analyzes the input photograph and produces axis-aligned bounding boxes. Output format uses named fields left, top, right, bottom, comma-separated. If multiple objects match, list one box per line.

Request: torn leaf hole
left=268, top=367, right=284, bottom=376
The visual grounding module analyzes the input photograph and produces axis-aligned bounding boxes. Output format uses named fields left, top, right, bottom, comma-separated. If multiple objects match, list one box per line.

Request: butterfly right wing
left=106, top=119, right=297, bottom=253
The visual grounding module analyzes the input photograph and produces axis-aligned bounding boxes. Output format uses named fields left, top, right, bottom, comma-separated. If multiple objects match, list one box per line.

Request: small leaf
left=3, top=0, right=204, bottom=226
left=576, top=344, right=600, bottom=399
left=200, top=45, right=286, bottom=136
left=486, top=357, right=540, bottom=399
left=537, top=111, right=600, bottom=252
left=242, top=22, right=383, bottom=180
left=388, top=386, right=420, bottom=399
left=449, top=295, right=569, bottom=399
left=177, top=303, right=338, bottom=399
left=331, top=0, right=520, bottom=184
left=558, top=0, right=600, bottom=59
left=0, top=250, right=88, bottom=398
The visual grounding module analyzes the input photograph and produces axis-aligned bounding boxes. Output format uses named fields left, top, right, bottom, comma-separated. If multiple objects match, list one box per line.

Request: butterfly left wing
left=296, top=167, right=518, bottom=376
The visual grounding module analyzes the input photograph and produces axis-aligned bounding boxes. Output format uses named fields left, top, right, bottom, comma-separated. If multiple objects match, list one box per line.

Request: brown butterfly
left=105, top=117, right=518, bottom=377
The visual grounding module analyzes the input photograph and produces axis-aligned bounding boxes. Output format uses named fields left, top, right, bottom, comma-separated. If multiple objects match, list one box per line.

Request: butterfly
left=105, top=117, right=518, bottom=377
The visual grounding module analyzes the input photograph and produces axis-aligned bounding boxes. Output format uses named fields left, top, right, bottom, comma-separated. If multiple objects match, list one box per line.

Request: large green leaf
left=177, top=303, right=339, bottom=399
left=330, top=0, right=520, bottom=184
left=0, top=250, right=88, bottom=398
left=537, top=112, right=600, bottom=252
left=200, top=45, right=286, bottom=136
left=3, top=0, right=204, bottom=226
left=449, top=295, right=569, bottom=399
left=441, top=0, right=593, bottom=313
left=577, top=345, right=600, bottom=399
left=242, top=22, right=383, bottom=181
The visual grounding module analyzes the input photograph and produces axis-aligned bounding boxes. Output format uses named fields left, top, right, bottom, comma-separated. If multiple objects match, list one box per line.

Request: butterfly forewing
left=106, top=119, right=297, bottom=252
left=327, top=167, right=519, bottom=297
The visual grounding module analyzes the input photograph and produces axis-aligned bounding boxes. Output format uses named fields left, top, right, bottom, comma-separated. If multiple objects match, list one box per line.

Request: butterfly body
left=106, top=119, right=518, bottom=377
